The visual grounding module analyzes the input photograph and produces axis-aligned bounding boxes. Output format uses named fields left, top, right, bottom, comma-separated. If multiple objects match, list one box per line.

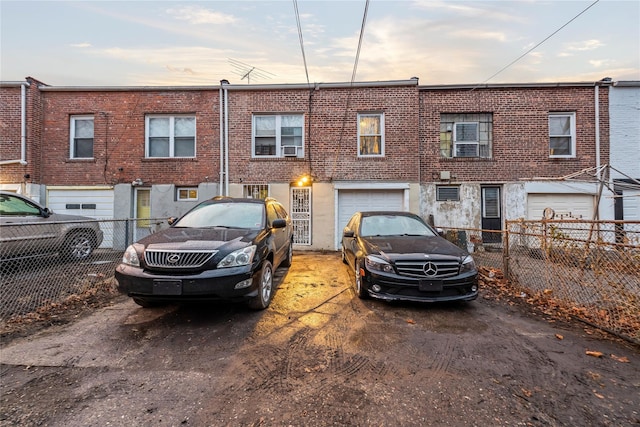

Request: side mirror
left=272, top=218, right=287, bottom=229
left=343, top=228, right=354, bottom=238
left=167, top=217, right=177, bottom=226
left=42, top=207, right=52, bottom=218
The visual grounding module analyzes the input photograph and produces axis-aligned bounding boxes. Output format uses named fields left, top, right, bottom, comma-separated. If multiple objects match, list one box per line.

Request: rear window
left=176, top=202, right=265, bottom=229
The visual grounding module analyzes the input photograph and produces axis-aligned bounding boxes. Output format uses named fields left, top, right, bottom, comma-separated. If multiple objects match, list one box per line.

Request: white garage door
left=336, top=189, right=404, bottom=249
left=623, top=190, right=640, bottom=221
left=527, top=193, right=595, bottom=220
left=47, top=189, right=115, bottom=248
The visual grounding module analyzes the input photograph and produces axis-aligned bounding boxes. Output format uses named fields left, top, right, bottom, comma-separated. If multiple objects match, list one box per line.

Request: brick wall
left=420, top=86, right=609, bottom=182
left=40, top=89, right=220, bottom=186
left=226, top=84, right=420, bottom=184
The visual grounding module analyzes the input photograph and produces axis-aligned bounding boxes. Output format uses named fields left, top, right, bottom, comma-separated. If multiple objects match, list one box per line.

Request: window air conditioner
left=282, top=146, right=298, bottom=157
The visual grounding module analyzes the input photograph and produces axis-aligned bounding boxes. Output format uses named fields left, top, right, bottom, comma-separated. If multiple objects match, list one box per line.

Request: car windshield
left=360, top=214, right=436, bottom=237
left=174, top=202, right=265, bottom=229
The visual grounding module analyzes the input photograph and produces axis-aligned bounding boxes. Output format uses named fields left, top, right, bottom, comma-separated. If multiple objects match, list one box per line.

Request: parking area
left=1, top=252, right=639, bottom=426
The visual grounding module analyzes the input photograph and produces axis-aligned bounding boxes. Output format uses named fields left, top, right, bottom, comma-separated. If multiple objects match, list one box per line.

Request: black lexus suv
left=115, top=196, right=293, bottom=309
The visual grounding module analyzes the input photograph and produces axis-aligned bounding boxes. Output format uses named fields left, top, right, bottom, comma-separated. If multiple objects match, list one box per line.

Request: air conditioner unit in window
left=282, top=145, right=298, bottom=157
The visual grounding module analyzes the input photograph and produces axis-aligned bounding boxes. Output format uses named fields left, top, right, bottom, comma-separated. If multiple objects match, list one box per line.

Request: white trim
left=145, top=114, right=197, bottom=158
left=357, top=112, right=385, bottom=157
left=548, top=112, right=576, bottom=158
left=333, top=182, right=410, bottom=190
left=69, top=115, right=95, bottom=159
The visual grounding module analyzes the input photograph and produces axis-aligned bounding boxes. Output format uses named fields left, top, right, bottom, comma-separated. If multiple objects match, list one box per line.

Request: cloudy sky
left=1, top=0, right=638, bottom=87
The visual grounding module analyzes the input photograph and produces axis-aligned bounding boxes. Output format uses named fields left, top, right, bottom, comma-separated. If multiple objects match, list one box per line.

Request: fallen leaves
left=586, top=350, right=604, bottom=358
left=610, top=354, right=630, bottom=363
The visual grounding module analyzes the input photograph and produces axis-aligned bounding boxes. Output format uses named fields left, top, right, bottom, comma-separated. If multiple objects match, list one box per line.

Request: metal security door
left=291, top=187, right=311, bottom=245
left=481, top=186, right=501, bottom=243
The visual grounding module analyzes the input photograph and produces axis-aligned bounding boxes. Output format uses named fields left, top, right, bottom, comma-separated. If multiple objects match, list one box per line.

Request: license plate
left=419, top=280, right=443, bottom=292
left=153, top=280, right=182, bottom=295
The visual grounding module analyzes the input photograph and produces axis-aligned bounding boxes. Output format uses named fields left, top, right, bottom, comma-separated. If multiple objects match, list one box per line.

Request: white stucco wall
left=420, top=183, right=481, bottom=229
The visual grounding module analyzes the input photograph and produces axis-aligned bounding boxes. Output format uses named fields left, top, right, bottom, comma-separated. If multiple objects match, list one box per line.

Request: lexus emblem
left=167, top=254, right=181, bottom=264
left=423, top=262, right=437, bottom=277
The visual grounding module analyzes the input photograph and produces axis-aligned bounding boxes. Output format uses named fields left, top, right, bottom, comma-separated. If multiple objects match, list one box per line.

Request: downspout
left=595, top=83, right=601, bottom=177
left=20, top=82, right=27, bottom=165
left=594, top=82, right=601, bottom=221
left=224, top=83, right=229, bottom=196
left=219, top=83, right=225, bottom=195
left=0, top=82, right=29, bottom=166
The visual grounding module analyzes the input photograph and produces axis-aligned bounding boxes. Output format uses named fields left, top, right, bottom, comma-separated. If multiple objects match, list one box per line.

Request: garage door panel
left=527, top=194, right=594, bottom=220
left=47, top=189, right=115, bottom=248
left=623, top=190, right=640, bottom=221
left=336, top=190, right=404, bottom=249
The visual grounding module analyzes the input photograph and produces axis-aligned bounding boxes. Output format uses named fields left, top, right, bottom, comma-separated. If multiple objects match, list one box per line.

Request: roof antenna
left=227, top=58, right=276, bottom=84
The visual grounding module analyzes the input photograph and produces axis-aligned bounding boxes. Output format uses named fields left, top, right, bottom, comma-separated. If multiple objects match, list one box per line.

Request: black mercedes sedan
left=341, top=211, right=478, bottom=303
left=115, top=196, right=293, bottom=309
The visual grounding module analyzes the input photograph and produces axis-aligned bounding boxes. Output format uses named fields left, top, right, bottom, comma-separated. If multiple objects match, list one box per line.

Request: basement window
left=436, top=186, right=460, bottom=201
left=177, top=187, right=198, bottom=201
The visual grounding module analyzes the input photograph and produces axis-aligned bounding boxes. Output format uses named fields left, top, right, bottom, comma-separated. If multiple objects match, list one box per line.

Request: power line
left=292, top=0, right=310, bottom=86
left=477, top=0, right=600, bottom=86
left=351, top=0, right=370, bottom=83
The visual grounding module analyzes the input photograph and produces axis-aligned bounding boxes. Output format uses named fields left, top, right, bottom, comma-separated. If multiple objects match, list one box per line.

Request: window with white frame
left=358, top=113, right=384, bottom=156
left=176, top=187, right=198, bottom=201
left=549, top=112, right=576, bottom=157
left=252, top=114, right=303, bottom=158
left=243, top=184, right=270, bottom=199
left=146, top=115, right=196, bottom=158
left=440, top=113, right=492, bottom=158
left=70, top=115, right=94, bottom=158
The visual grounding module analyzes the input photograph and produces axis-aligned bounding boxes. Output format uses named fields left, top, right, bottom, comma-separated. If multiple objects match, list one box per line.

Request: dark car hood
left=362, top=235, right=468, bottom=260
left=138, top=227, right=259, bottom=251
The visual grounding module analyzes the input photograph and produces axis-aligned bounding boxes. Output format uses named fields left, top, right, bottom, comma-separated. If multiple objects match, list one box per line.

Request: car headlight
left=365, top=255, right=394, bottom=273
left=218, top=245, right=256, bottom=268
left=460, top=255, right=477, bottom=274
left=122, top=244, right=142, bottom=267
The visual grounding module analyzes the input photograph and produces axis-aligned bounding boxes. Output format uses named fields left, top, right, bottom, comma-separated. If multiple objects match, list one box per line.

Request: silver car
left=0, top=191, right=104, bottom=261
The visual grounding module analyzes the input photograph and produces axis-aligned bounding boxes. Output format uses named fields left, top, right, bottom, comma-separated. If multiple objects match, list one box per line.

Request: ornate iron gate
left=291, top=187, right=311, bottom=245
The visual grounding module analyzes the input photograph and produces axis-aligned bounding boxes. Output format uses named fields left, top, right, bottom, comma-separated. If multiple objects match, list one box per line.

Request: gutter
left=0, top=81, right=30, bottom=166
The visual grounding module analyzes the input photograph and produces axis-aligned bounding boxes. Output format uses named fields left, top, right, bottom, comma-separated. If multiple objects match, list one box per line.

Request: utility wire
left=477, top=0, right=600, bottom=86
left=330, top=0, right=370, bottom=180
left=293, top=0, right=310, bottom=86
left=351, top=0, right=370, bottom=83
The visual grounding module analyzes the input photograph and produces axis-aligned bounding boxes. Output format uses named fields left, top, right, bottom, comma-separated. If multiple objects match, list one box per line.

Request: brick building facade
left=1, top=76, right=625, bottom=250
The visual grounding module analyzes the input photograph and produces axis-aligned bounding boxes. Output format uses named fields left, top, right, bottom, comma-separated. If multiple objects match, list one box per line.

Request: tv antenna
left=228, top=58, right=276, bottom=84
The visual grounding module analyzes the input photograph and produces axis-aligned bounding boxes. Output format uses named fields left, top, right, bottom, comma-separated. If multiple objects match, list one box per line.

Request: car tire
left=280, top=241, right=293, bottom=267
left=248, top=260, right=274, bottom=310
left=354, top=259, right=368, bottom=299
left=62, top=230, right=95, bottom=260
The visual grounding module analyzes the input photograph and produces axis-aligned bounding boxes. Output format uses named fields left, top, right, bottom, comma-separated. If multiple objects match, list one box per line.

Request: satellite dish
left=228, top=58, right=276, bottom=84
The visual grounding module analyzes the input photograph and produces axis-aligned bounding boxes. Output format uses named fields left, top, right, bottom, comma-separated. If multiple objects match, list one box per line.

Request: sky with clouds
left=1, top=0, right=639, bottom=87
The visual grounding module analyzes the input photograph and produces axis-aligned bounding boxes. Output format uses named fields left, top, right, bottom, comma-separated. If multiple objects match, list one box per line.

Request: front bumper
left=363, top=269, right=479, bottom=303
left=114, top=263, right=260, bottom=302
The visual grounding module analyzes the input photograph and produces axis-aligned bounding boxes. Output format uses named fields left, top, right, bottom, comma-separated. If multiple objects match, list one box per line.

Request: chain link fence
left=3, top=218, right=639, bottom=344
left=504, top=219, right=640, bottom=343
left=440, top=221, right=640, bottom=344
left=1, top=218, right=169, bottom=323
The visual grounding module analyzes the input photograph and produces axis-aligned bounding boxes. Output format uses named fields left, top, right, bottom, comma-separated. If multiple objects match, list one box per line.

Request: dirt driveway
left=1, top=252, right=639, bottom=426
